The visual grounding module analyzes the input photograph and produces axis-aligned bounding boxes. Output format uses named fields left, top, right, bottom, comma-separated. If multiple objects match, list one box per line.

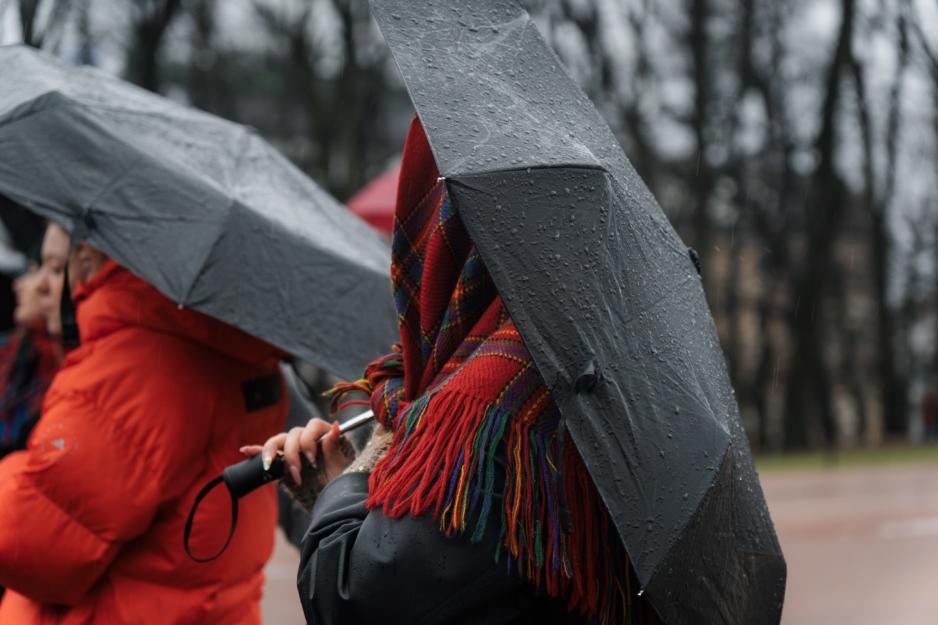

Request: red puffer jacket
left=0, top=260, right=287, bottom=625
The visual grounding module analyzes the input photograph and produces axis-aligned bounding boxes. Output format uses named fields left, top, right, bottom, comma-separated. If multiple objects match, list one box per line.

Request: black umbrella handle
left=220, top=409, right=373, bottom=499
left=183, top=411, right=374, bottom=562
left=223, top=452, right=285, bottom=498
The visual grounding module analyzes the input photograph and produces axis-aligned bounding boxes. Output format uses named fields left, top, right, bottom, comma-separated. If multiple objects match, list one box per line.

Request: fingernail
left=291, top=466, right=302, bottom=485
left=262, top=455, right=272, bottom=472
left=305, top=450, right=316, bottom=467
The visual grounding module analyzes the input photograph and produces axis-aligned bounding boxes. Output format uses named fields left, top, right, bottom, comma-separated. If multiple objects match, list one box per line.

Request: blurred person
left=0, top=222, right=288, bottom=625
left=0, top=222, right=25, bottom=337
left=0, top=255, right=62, bottom=460
left=0, top=275, right=12, bottom=337
left=247, top=121, right=661, bottom=625
left=922, top=390, right=938, bottom=442
left=35, top=220, right=69, bottom=338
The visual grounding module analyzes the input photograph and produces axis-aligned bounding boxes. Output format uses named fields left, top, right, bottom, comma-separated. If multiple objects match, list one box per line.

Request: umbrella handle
left=227, top=409, right=374, bottom=496
left=183, top=410, right=374, bottom=562
left=222, top=410, right=374, bottom=496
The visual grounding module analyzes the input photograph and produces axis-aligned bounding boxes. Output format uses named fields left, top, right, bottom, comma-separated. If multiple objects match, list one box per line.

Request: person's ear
left=67, top=245, right=85, bottom=291
left=72, top=241, right=107, bottom=284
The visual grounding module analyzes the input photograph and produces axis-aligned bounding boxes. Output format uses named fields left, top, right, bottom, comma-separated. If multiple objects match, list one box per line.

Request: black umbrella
left=0, top=45, right=397, bottom=380
left=371, top=2, right=785, bottom=623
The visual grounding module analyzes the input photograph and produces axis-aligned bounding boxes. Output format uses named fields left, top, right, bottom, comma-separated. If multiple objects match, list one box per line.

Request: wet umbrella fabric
left=370, top=2, right=785, bottom=624
left=0, top=45, right=397, bottom=380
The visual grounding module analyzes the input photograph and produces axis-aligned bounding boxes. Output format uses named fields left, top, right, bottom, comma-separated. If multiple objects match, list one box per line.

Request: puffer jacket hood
left=72, top=259, right=283, bottom=366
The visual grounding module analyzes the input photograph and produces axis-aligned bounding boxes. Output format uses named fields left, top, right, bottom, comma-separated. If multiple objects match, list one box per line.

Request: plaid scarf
left=0, top=325, right=60, bottom=457
left=333, top=119, right=637, bottom=623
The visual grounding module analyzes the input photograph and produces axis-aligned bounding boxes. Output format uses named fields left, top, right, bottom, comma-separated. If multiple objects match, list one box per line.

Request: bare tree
left=851, top=5, right=911, bottom=440
left=252, top=0, right=393, bottom=198
left=620, top=3, right=661, bottom=193
left=735, top=0, right=796, bottom=451
left=913, top=4, right=938, bottom=385
left=185, top=0, right=218, bottom=110
left=124, top=0, right=184, bottom=92
left=687, top=0, right=716, bottom=291
left=14, top=0, right=72, bottom=49
left=783, top=0, right=857, bottom=450
left=329, top=0, right=390, bottom=197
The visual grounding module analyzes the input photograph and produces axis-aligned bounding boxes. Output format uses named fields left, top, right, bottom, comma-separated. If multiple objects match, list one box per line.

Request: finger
left=261, top=433, right=288, bottom=471
left=240, top=445, right=263, bottom=456
left=283, top=427, right=305, bottom=485
left=321, top=422, right=349, bottom=479
left=301, top=418, right=334, bottom=467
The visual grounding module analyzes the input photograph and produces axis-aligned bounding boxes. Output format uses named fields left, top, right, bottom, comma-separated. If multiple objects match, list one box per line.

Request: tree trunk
left=754, top=299, right=776, bottom=451
left=742, top=0, right=794, bottom=451
left=18, top=0, right=41, bottom=46
left=689, top=0, right=714, bottom=289
left=783, top=0, right=856, bottom=450
left=934, top=163, right=938, bottom=392
left=18, top=0, right=71, bottom=50
left=77, top=0, right=93, bottom=64
left=832, top=255, right=869, bottom=444
left=875, top=12, right=910, bottom=436
left=622, top=8, right=659, bottom=193
left=932, top=56, right=938, bottom=389
left=125, top=0, right=183, bottom=93
left=186, top=0, right=218, bottom=112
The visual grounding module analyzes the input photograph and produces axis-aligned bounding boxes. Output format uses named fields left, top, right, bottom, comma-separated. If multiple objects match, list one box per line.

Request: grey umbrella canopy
left=0, top=45, right=397, bottom=380
left=371, top=2, right=785, bottom=623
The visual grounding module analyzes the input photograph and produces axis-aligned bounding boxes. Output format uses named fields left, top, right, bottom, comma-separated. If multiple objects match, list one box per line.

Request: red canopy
left=346, top=165, right=400, bottom=235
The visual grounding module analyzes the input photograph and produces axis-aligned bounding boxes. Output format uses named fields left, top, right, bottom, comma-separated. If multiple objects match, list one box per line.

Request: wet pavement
left=762, top=463, right=938, bottom=625
left=262, top=530, right=305, bottom=625
left=262, top=462, right=938, bottom=624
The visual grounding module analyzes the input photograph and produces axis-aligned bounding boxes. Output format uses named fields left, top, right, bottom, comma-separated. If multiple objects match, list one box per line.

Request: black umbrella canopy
left=0, top=45, right=397, bottom=380
left=371, top=2, right=785, bottom=623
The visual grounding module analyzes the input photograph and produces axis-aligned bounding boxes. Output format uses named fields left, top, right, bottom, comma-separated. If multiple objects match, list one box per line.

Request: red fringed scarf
left=337, top=119, right=633, bottom=623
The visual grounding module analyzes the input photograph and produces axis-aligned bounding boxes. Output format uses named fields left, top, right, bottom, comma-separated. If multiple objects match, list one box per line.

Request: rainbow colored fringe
left=348, top=320, right=633, bottom=623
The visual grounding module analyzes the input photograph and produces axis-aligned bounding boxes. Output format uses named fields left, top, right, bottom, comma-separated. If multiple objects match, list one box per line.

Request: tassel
left=367, top=384, right=632, bottom=624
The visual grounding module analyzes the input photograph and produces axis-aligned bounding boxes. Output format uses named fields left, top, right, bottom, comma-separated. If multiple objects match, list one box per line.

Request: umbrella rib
left=644, top=442, right=732, bottom=585
left=445, top=162, right=607, bottom=181
left=177, top=201, right=235, bottom=308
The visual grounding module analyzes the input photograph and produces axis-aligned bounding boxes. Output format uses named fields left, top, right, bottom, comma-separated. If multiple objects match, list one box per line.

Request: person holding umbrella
left=254, top=2, right=785, bottom=624
left=251, top=118, right=661, bottom=625
left=0, top=222, right=288, bottom=624
left=0, top=44, right=400, bottom=625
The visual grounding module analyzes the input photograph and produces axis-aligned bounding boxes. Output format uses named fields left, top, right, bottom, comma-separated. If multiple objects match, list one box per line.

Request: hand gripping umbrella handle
left=183, top=411, right=374, bottom=562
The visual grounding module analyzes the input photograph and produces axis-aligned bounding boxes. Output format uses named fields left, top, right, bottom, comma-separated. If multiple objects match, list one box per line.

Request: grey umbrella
left=0, top=45, right=397, bottom=380
left=371, top=1, right=785, bottom=623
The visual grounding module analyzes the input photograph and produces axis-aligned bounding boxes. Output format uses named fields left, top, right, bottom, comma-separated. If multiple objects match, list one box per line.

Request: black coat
left=297, top=472, right=589, bottom=625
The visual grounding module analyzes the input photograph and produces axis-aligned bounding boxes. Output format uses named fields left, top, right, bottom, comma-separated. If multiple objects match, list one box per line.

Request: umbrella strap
left=183, top=475, right=239, bottom=563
